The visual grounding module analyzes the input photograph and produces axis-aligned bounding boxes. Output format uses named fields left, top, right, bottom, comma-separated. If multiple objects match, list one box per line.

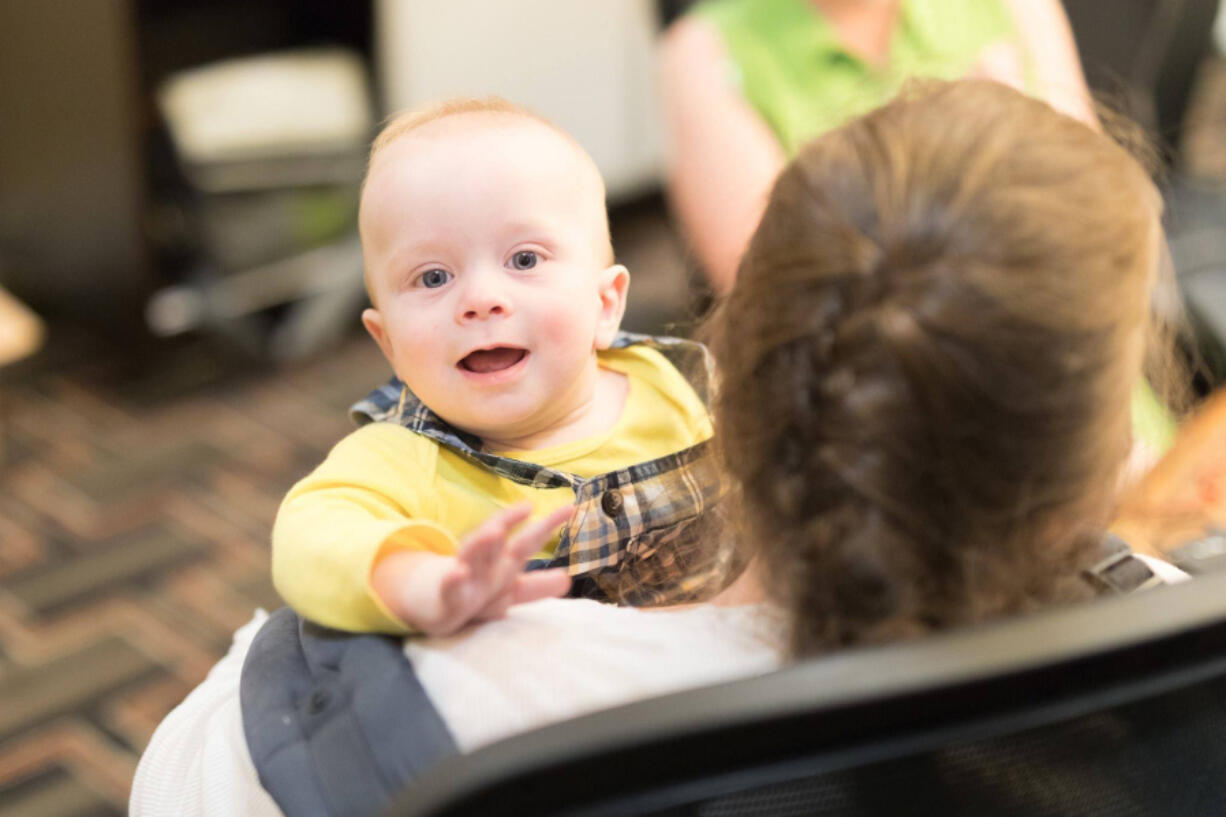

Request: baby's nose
left=462, top=301, right=507, bottom=320
left=457, top=282, right=513, bottom=322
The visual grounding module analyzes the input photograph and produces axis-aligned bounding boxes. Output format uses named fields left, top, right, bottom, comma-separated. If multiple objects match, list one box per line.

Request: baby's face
left=360, top=114, right=624, bottom=444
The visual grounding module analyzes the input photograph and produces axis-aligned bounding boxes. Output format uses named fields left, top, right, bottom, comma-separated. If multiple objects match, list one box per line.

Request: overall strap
left=1084, top=534, right=1164, bottom=594
left=240, top=607, right=458, bottom=817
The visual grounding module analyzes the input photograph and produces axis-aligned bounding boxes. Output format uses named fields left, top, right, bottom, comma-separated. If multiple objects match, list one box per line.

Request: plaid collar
left=348, top=331, right=713, bottom=490
left=347, top=331, right=726, bottom=605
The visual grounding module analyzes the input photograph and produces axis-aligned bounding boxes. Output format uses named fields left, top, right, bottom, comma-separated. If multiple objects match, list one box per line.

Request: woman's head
left=708, top=80, right=1165, bottom=655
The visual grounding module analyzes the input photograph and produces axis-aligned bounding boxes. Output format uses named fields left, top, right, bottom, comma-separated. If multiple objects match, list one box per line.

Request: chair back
left=386, top=572, right=1226, bottom=816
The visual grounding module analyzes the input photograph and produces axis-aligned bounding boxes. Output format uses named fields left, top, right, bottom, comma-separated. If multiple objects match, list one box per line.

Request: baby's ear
left=362, top=308, right=397, bottom=367
left=594, top=264, right=630, bottom=349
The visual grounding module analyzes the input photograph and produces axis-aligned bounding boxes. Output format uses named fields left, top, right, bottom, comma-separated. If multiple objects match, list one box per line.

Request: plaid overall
left=348, top=331, right=732, bottom=606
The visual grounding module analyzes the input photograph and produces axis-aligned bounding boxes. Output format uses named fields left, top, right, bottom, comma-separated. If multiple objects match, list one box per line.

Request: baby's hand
left=373, top=503, right=573, bottom=636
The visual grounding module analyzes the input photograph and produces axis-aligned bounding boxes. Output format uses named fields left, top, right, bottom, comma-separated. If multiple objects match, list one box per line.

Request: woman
left=130, top=81, right=1185, bottom=817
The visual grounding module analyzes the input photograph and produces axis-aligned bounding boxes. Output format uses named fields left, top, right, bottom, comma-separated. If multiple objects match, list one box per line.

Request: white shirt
left=130, top=557, right=1186, bottom=817
left=129, top=598, right=784, bottom=817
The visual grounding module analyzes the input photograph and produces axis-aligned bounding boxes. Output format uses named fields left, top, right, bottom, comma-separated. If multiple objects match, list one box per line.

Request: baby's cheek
left=538, top=288, right=601, bottom=342
left=539, top=309, right=598, bottom=353
left=392, top=331, right=426, bottom=364
left=393, top=323, right=447, bottom=379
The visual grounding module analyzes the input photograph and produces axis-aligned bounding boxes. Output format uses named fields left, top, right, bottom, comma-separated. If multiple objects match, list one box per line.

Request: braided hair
left=705, top=80, right=1167, bottom=656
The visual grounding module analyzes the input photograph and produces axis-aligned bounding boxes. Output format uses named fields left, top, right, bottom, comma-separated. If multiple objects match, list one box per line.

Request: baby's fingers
left=457, top=503, right=534, bottom=572
left=466, top=503, right=534, bottom=547
left=508, top=505, right=575, bottom=562
left=471, top=569, right=570, bottom=623
left=511, top=568, right=571, bottom=603
left=473, top=588, right=515, bottom=623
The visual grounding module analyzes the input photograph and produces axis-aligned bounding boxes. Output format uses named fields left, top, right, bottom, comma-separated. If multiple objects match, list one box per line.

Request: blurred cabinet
left=0, top=0, right=151, bottom=329
left=0, top=0, right=372, bottom=336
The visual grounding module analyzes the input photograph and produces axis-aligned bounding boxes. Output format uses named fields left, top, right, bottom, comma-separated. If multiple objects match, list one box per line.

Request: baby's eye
left=417, top=269, right=452, bottom=289
left=510, top=251, right=538, bottom=271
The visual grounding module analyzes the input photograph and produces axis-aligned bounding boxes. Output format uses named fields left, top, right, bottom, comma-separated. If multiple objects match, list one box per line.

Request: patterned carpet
left=0, top=328, right=393, bottom=815
left=0, top=191, right=694, bottom=816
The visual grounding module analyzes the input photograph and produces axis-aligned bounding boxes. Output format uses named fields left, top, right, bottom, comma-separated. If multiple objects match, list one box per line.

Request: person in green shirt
left=660, top=0, right=1175, bottom=461
left=661, top=0, right=1098, bottom=294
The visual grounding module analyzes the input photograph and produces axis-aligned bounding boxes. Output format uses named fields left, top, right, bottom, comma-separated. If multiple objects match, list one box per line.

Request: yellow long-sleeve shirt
left=272, top=344, right=712, bottom=633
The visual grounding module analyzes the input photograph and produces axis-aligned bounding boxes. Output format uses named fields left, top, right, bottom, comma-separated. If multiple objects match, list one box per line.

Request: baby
left=272, top=98, right=724, bottom=635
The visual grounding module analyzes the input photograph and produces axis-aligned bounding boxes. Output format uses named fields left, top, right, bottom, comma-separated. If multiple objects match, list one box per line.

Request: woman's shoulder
left=408, top=599, right=783, bottom=752
left=413, top=597, right=781, bottom=664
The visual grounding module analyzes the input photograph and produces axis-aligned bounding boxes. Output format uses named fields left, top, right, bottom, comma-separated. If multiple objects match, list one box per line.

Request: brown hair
left=706, top=80, right=1168, bottom=656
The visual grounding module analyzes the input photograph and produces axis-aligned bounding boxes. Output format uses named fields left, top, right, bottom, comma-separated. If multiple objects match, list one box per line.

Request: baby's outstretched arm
left=370, top=503, right=573, bottom=636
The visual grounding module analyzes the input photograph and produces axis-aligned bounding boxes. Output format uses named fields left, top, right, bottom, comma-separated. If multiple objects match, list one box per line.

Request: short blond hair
left=360, top=96, right=613, bottom=303
left=366, top=96, right=552, bottom=178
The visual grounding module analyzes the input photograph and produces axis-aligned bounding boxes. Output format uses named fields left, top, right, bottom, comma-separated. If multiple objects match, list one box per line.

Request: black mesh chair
left=384, top=571, right=1226, bottom=817
left=1062, top=0, right=1219, bottom=155
left=1063, top=0, right=1226, bottom=380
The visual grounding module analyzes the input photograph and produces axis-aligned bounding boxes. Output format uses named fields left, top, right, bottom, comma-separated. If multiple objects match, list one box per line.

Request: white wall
left=375, top=0, right=665, bottom=202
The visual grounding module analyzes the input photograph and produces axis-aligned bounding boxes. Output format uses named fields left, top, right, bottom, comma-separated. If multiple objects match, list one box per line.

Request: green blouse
left=695, top=0, right=1025, bottom=155
left=692, top=0, right=1177, bottom=453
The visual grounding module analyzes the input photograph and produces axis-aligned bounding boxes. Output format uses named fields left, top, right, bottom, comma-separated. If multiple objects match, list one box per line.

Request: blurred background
left=1, top=1, right=1226, bottom=813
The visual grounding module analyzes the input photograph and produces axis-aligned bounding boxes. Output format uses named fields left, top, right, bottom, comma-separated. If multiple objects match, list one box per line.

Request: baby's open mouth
left=458, top=347, right=528, bottom=374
